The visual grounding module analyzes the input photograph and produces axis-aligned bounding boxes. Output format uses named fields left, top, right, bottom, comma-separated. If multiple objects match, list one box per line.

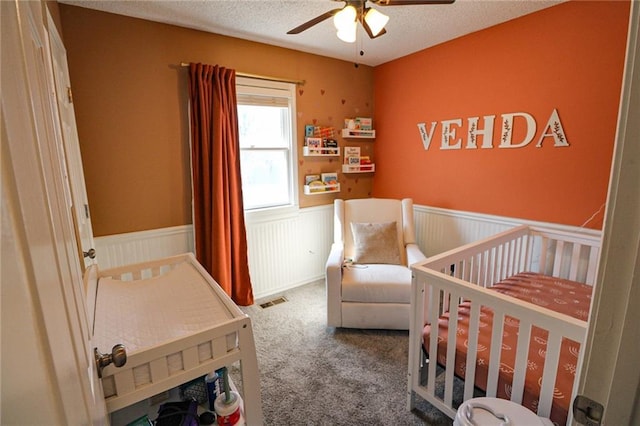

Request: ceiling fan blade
left=372, top=0, right=455, bottom=5
left=287, top=8, right=342, bottom=34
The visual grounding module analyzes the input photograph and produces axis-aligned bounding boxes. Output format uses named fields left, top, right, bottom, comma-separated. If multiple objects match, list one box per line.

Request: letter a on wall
left=536, top=108, right=570, bottom=147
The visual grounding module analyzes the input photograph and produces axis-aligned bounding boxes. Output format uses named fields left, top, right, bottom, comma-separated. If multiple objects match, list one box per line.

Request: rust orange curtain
left=188, top=63, right=254, bottom=306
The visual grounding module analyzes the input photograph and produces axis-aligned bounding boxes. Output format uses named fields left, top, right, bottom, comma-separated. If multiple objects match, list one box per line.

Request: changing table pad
left=94, top=261, right=234, bottom=354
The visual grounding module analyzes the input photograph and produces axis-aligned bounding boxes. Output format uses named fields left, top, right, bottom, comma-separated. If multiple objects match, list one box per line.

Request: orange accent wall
left=373, top=1, right=630, bottom=229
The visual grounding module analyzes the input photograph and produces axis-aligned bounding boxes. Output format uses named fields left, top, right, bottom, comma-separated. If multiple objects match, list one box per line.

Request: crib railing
left=408, top=225, right=601, bottom=422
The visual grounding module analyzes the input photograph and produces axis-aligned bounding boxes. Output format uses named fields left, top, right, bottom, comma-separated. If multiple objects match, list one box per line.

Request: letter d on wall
left=499, top=112, right=536, bottom=148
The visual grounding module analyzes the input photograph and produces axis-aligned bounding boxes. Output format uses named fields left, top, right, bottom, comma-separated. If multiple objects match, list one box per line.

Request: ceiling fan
left=287, top=0, right=455, bottom=43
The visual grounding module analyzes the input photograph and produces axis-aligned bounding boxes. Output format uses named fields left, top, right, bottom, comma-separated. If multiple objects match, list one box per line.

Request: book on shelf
left=305, top=174, right=321, bottom=185
left=313, top=126, right=335, bottom=139
left=344, top=146, right=360, bottom=164
left=356, top=117, right=372, bottom=130
left=347, top=156, right=360, bottom=165
left=343, top=117, right=372, bottom=130
left=321, top=172, right=338, bottom=186
left=307, top=182, right=325, bottom=192
left=306, top=137, right=322, bottom=154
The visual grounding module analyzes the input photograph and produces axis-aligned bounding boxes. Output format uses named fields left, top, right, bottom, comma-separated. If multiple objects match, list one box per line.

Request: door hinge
left=573, top=394, right=604, bottom=425
left=84, top=203, right=89, bottom=219
left=67, top=86, right=73, bottom=104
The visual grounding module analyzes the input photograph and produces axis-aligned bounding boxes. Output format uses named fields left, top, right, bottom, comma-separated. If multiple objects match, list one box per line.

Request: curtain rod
left=180, top=62, right=305, bottom=86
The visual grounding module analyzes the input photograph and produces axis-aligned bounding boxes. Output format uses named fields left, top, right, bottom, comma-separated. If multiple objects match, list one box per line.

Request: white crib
left=408, top=225, right=601, bottom=425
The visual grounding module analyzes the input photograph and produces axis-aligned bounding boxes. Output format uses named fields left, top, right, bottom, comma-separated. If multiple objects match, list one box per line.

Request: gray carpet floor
left=234, top=280, right=455, bottom=425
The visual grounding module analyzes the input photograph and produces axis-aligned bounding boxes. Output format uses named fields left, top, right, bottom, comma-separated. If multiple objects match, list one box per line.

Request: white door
left=1, top=1, right=107, bottom=423
left=47, top=10, right=97, bottom=271
left=575, top=3, right=640, bottom=425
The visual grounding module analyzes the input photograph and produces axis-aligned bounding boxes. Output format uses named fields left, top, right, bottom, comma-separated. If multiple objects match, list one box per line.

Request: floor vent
left=259, top=296, right=288, bottom=309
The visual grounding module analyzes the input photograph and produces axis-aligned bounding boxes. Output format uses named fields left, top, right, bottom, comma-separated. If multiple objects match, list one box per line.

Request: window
left=236, top=77, right=297, bottom=212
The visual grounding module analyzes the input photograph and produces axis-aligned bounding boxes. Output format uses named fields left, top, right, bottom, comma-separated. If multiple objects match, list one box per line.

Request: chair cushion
left=341, top=264, right=412, bottom=304
left=350, top=221, right=401, bottom=265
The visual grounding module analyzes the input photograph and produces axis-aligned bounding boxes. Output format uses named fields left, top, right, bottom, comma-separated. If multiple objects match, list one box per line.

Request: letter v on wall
left=417, top=122, right=437, bottom=150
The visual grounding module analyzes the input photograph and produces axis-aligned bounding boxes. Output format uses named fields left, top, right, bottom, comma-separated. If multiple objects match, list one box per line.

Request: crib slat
left=553, top=240, right=565, bottom=277
left=492, top=246, right=500, bottom=284
left=511, top=319, right=532, bottom=404
left=524, top=234, right=533, bottom=271
left=479, top=251, right=487, bottom=287
left=444, top=294, right=460, bottom=406
left=500, top=243, right=507, bottom=279
left=539, top=236, right=549, bottom=274
left=486, top=309, right=505, bottom=396
left=506, top=241, right=514, bottom=277
left=586, top=247, right=600, bottom=285
left=427, top=285, right=440, bottom=395
left=463, top=303, right=481, bottom=401
left=538, top=333, right=563, bottom=417
left=569, top=243, right=582, bottom=281
left=515, top=236, right=524, bottom=273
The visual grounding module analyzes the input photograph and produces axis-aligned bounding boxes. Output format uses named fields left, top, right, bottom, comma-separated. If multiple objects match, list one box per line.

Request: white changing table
left=87, top=253, right=262, bottom=424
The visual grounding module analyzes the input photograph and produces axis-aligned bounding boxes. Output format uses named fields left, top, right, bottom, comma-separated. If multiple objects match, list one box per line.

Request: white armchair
left=326, top=198, right=426, bottom=330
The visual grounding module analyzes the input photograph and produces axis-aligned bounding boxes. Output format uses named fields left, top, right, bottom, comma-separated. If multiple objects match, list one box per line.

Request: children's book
left=321, top=172, right=338, bottom=185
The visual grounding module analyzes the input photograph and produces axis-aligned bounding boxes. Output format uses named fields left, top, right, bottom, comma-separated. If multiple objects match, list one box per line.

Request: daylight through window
left=236, top=78, right=297, bottom=211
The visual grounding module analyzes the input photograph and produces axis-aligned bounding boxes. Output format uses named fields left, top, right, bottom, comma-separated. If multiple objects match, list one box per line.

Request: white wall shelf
left=304, top=183, right=340, bottom=195
left=342, top=164, right=375, bottom=173
left=341, top=128, right=375, bottom=139
left=303, top=146, right=340, bottom=156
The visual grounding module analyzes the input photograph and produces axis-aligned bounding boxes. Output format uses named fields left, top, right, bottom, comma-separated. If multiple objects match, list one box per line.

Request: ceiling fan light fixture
left=333, top=5, right=357, bottom=30
left=336, top=20, right=357, bottom=43
left=364, top=7, right=389, bottom=37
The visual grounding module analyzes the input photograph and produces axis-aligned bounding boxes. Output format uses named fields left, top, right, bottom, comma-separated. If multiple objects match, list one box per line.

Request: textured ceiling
left=58, top=0, right=565, bottom=66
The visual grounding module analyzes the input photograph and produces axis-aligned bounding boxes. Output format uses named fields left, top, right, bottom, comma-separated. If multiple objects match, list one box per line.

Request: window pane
left=240, top=149, right=290, bottom=209
left=238, top=104, right=288, bottom=149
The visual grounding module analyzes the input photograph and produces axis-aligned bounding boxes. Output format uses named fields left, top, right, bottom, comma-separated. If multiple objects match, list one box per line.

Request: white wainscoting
left=413, top=205, right=600, bottom=258
left=94, top=204, right=600, bottom=300
left=244, top=205, right=334, bottom=299
left=94, top=225, right=194, bottom=270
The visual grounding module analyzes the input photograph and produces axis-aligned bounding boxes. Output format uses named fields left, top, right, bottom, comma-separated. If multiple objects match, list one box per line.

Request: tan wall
left=59, top=5, right=374, bottom=236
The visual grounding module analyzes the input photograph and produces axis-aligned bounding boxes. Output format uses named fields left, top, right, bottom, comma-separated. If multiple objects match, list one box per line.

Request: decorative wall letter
left=417, top=122, right=437, bottom=150
left=467, top=115, right=496, bottom=149
left=499, top=112, right=537, bottom=148
left=440, top=119, right=463, bottom=150
left=417, top=108, right=569, bottom=152
left=536, top=108, right=570, bottom=147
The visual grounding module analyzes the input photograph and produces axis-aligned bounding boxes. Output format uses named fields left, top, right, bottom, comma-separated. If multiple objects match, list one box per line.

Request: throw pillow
left=350, top=221, right=401, bottom=264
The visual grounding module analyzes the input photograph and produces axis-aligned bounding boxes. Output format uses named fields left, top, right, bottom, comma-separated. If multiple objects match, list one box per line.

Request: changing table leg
left=238, top=318, right=263, bottom=425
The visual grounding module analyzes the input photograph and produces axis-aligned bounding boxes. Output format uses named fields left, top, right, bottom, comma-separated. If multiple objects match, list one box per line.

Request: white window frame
left=236, top=77, right=298, bottom=221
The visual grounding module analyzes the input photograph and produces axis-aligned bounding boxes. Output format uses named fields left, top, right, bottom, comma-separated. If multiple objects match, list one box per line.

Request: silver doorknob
left=83, top=248, right=96, bottom=259
left=94, top=344, right=127, bottom=378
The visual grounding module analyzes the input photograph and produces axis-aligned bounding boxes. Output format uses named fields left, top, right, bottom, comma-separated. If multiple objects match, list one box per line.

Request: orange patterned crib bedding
left=422, top=272, right=593, bottom=425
